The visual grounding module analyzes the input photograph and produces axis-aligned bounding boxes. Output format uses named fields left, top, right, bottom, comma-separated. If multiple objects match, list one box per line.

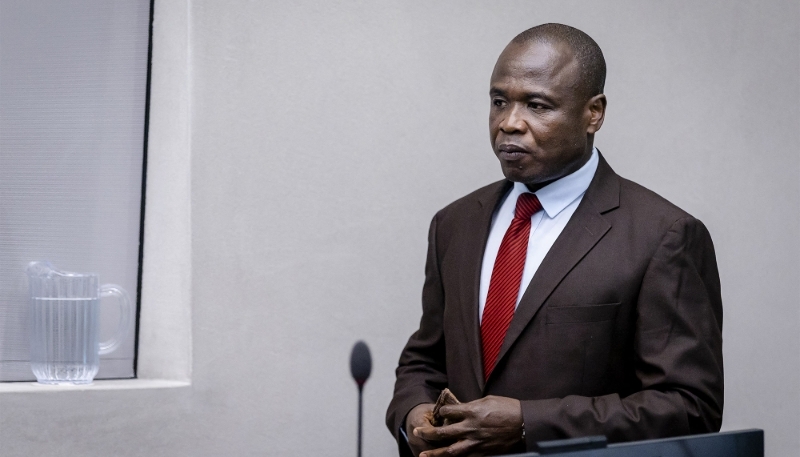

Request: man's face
left=489, top=40, right=602, bottom=187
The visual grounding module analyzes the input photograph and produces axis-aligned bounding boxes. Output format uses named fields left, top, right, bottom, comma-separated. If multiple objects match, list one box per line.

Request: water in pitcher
left=30, top=296, right=100, bottom=384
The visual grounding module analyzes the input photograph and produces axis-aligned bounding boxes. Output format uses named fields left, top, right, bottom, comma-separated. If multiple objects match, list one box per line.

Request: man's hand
left=406, top=403, right=439, bottom=457
left=413, top=395, right=523, bottom=457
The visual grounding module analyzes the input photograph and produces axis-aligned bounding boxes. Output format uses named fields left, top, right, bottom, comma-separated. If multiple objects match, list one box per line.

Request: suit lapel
left=489, top=154, right=621, bottom=387
left=459, top=180, right=512, bottom=392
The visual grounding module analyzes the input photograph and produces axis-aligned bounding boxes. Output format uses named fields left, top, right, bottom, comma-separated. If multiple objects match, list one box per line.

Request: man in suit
left=386, top=23, right=723, bottom=457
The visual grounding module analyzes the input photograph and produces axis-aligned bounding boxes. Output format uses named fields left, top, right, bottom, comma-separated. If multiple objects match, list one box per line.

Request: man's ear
left=586, top=94, right=607, bottom=134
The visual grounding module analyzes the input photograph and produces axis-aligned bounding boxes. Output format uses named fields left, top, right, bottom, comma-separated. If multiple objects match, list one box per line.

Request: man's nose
left=499, top=104, right=527, bottom=133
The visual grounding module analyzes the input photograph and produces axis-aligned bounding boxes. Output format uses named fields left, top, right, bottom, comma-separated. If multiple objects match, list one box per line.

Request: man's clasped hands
left=406, top=389, right=525, bottom=457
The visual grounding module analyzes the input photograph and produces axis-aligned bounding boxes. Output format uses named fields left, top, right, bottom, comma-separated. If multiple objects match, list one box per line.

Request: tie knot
left=514, top=193, right=542, bottom=220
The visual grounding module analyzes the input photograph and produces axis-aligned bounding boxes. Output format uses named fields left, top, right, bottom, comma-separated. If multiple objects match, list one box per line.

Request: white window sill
left=0, top=378, right=190, bottom=393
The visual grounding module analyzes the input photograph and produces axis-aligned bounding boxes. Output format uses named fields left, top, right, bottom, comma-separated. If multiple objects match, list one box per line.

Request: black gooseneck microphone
left=350, top=341, right=372, bottom=457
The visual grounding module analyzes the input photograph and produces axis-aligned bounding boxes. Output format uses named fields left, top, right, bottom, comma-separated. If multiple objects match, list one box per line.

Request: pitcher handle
left=98, top=284, right=131, bottom=355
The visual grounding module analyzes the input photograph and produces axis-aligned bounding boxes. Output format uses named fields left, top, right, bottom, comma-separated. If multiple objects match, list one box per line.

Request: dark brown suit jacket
left=386, top=154, right=723, bottom=454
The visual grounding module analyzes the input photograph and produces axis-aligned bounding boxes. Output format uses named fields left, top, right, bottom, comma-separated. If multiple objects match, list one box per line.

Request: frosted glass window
left=0, top=0, right=152, bottom=381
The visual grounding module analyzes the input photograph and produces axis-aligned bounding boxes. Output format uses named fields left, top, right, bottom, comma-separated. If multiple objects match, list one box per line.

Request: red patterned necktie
left=481, top=192, right=542, bottom=380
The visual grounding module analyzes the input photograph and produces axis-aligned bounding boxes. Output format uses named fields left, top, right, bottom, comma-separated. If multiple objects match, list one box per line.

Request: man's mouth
left=497, top=144, right=529, bottom=161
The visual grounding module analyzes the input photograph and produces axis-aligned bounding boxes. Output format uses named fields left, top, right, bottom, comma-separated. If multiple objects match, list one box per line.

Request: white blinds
left=0, top=0, right=151, bottom=381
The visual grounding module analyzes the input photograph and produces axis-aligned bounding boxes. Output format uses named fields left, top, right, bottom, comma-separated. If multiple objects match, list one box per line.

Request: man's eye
left=492, top=99, right=506, bottom=107
left=528, top=102, right=548, bottom=110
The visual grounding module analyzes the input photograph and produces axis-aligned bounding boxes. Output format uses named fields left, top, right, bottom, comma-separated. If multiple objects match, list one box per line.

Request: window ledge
left=0, top=378, right=190, bottom=393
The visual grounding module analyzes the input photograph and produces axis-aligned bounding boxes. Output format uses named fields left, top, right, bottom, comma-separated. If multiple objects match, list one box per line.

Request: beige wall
left=1, top=1, right=798, bottom=455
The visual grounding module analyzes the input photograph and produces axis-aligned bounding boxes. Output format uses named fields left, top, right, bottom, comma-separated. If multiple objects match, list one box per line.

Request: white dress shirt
left=478, top=148, right=599, bottom=323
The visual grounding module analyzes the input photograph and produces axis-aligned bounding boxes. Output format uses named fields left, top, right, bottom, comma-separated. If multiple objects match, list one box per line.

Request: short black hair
left=512, top=23, right=606, bottom=99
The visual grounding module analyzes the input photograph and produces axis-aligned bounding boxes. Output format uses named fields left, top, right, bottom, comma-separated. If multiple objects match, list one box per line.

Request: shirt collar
left=512, top=147, right=599, bottom=219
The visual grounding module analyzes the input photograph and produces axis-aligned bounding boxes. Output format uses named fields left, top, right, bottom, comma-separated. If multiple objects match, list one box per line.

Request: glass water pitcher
left=26, top=261, right=131, bottom=385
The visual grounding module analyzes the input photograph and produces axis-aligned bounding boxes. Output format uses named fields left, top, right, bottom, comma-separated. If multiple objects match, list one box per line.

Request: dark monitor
left=509, top=429, right=763, bottom=457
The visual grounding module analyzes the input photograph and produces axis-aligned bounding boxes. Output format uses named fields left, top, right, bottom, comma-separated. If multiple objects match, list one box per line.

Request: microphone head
left=350, top=340, right=372, bottom=387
